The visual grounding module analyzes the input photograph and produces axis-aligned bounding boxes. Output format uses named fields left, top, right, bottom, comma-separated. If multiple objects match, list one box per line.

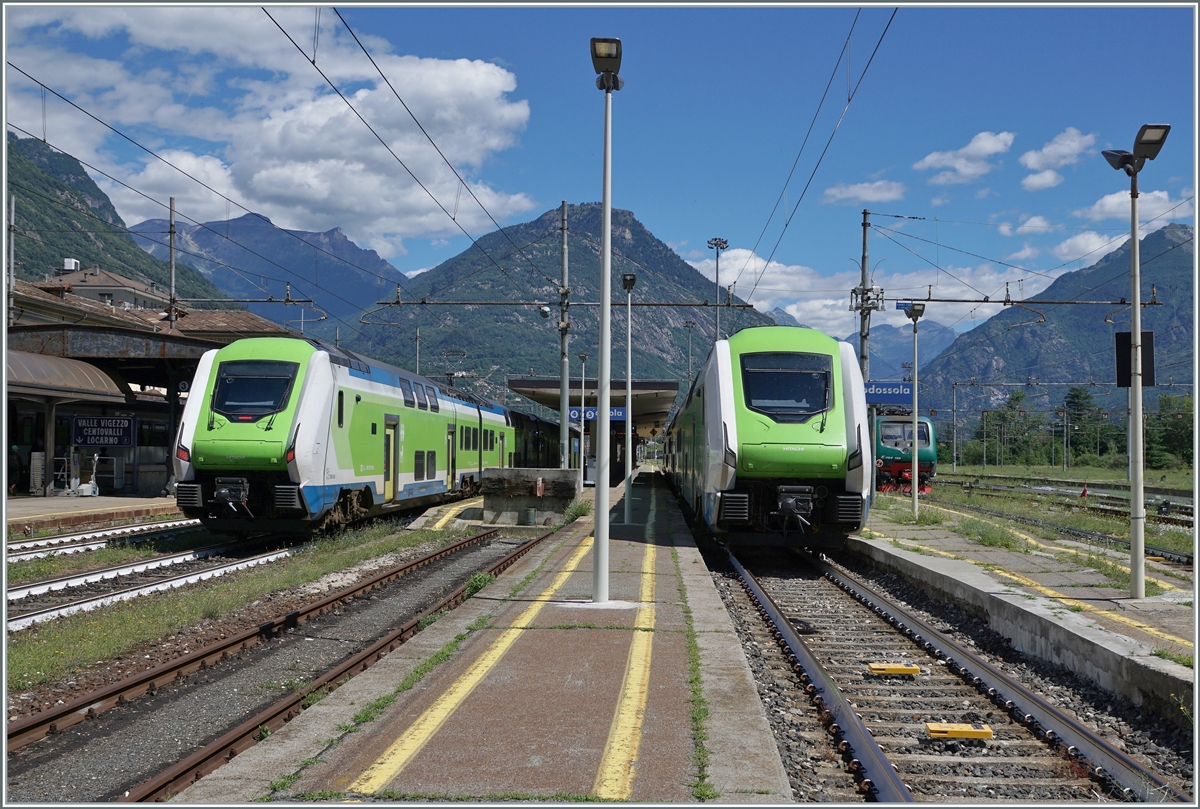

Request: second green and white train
left=172, top=337, right=558, bottom=535
left=664, top=326, right=871, bottom=549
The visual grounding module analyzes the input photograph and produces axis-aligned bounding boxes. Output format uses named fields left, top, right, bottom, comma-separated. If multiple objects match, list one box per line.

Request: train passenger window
left=413, top=384, right=428, bottom=410
left=212, top=360, right=299, bottom=418
left=397, top=379, right=415, bottom=408
left=426, top=451, right=436, bottom=480
left=414, top=450, right=425, bottom=481
left=740, top=352, right=832, bottom=422
left=472, top=427, right=479, bottom=451
left=461, top=425, right=467, bottom=449
left=427, top=386, right=439, bottom=412
left=338, top=391, right=344, bottom=428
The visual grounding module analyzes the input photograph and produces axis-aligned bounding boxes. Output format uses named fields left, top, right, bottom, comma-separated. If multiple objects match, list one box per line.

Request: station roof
left=506, top=377, right=680, bottom=438
left=6, top=350, right=126, bottom=404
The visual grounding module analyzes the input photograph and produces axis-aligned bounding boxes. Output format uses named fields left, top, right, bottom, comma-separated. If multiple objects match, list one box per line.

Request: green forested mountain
left=5, top=133, right=227, bottom=303
left=342, top=203, right=775, bottom=403
left=920, top=222, right=1194, bottom=417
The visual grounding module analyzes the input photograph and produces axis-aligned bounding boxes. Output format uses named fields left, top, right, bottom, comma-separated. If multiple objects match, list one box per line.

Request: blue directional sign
left=568, top=406, right=625, bottom=421
left=864, top=382, right=913, bottom=405
left=896, top=302, right=913, bottom=311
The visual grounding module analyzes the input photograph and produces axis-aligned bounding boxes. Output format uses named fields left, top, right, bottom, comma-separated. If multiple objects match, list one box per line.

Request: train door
left=384, top=425, right=395, bottom=500
left=446, top=425, right=456, bottom=489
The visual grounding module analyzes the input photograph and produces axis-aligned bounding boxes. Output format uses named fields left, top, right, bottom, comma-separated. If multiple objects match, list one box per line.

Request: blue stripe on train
left=300, top=479, right=450, bottom=517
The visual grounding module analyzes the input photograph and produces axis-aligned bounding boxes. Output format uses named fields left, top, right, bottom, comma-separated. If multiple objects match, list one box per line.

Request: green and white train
left=172, top=337, right=558, bottom=535
left=664, top=326, right=870, bottom=549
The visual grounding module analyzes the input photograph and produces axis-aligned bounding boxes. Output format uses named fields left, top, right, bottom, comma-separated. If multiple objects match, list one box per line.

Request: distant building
left=52, top=260, right=172, bottom=313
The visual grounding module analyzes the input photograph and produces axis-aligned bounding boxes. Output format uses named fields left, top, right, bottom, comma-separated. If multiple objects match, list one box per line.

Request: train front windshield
left=212, top=360, right=299, bottom=418
left=740, top=352, right=831, bottom=422
left=880, top=422, right=930, bottom=448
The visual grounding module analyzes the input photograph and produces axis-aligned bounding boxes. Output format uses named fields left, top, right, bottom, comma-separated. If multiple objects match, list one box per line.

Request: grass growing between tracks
left=5, top=532, right=221, bottom=585
left=6, top=519, right=473, bottom=694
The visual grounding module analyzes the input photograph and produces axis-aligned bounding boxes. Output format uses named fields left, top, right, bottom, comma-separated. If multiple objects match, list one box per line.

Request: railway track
left=6, top=520, right=204, bottom=563
left=923, top=495, right=1194, bottom=567
left=6, top=545, right=294, bottom=632
left=724, top=546, right=1190, bottom=803
left=6, top=525, right=556, bottom=803
left=934, top=479, right=1194, bottom=529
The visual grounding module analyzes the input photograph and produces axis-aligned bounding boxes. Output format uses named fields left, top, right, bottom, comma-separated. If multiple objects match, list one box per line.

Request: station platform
left=174, top=470, right=793, bottom=803
left=5, top=493, right=181, bottom=537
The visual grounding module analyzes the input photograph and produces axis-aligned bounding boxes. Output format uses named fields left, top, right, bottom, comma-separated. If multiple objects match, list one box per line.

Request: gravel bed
left=827, top=549, right=1194, bottom=800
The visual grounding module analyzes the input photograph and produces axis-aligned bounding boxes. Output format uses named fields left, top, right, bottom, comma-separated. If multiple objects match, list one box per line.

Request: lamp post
left=590, top=36, right=622, bottom=604
left=899, top=302, right=925, bottom=517
left=559, top=201, right=571, bottom=470
left=578, top=352, right=587, bottom=493
left=1102, top=123, right=1169, bottom=599
left=684, top=320, right=696, bottom=381
left=708, top=238, right=728, bottom=342
left=622, top=272, right=637, bottom=524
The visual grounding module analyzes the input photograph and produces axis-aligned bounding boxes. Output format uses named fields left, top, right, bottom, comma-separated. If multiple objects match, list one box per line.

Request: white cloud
left=406, top=266, right=433, bottom=277
left=998, top=223, right=1014, bottom=237
left=1016, top=215, right=1053, bottom=235
left=822, top=181, right=905, bottom=204
left=913, top=131, right=1015, bottom=185
left=1019, top=127, right=1095, bottom=171
left=1021, top=170, right=1062, bottom=191
left=1073, top=190, right=1195, bottom=222
left=6, top=8, right=535, bottom=259
left=1051, top=231, right=1126, bottom=264
left=1006, top=244, right=1039, bottom=261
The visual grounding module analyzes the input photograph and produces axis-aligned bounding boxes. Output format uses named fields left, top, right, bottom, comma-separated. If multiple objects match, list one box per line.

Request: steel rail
left=7, top=520, right=203, bottom=561
left=6, top=527, right=504, bottom=754
left=725, top=547, right=915, bottom=802
left=118, top=526, right=555, bottom=802
left=7, top=548, right=296, bottom=632
left=7, top=543, right=237, bottom=602
left=813, top=557, right=1192, bottom=803
left=927, top=496, right=1193, bottom=566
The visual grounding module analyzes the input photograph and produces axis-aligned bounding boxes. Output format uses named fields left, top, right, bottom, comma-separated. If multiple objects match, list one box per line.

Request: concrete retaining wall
left=481, top=468, right=579, bottom=525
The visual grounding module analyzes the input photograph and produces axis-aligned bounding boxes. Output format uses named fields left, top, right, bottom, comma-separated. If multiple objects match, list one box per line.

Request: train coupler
left=212, top=477, right=255, bottom=520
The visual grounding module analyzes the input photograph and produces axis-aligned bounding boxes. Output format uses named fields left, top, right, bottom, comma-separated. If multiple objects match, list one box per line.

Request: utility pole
left=708, top=237, right=728, bottom=342
left=7, top=195, right=15, bottom=328
left=168, top=197, right=176, bottom=332
left=559, top=201, right=571, bottom=470
left=415, top=326, right=420, bottom=375
left=851, top=210, right=885, bottom=498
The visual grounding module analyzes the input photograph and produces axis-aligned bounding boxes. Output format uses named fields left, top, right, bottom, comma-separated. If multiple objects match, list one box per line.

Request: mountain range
left=6, top=133, right=1192, bottom=421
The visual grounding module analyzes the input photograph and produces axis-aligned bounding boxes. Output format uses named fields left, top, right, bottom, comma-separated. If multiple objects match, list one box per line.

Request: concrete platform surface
left=5, top=493, right=180, bottom=536
left=172, top=472, right=794, bottom=803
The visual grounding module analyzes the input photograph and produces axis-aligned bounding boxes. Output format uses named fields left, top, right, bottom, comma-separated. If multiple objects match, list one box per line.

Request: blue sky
left=4, top=4, right=1196, bottom=339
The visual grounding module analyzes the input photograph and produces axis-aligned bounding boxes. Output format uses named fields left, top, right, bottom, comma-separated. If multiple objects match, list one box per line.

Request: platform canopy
left=506, top=377, right=679, bottom=438
left=6, top=350, right=126, bottom=404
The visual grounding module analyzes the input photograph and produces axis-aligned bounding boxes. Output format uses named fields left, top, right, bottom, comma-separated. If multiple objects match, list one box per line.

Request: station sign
left=568, top=406, right=625, bottom=422
left=71, top=416, right=135, bottom=447
left=864, top=382, right=913, bottom=406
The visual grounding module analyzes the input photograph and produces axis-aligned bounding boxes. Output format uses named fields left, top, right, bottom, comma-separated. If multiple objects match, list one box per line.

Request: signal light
left=175, top=445, right=190, bottom=462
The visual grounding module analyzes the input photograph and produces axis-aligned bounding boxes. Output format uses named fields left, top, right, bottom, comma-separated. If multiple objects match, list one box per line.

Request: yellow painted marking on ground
left=594, top=483, right=658, bottom=800
left=868, top=662, right=921, bottom=675
left=864, top=527, right=1194, bottom=650
left=926, top=722, right=994, bottom=739
left=432, top=497, right=482, bottom=530
left=347, top=536, right=595, bottom=795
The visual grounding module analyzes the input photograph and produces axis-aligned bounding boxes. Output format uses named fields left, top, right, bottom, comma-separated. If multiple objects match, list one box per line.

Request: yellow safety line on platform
left=594, top=482, right=658, bottom=800
left=346, top=536, right=594, bottom=795
left=862, top=528, right=1193, bottom=650
left=432, top=497, right=482, bottom=530
left=922, top=502, right=1184, bottom=592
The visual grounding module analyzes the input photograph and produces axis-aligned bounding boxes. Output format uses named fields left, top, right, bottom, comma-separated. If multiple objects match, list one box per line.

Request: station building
left=6, top=272, right=292, bottom=497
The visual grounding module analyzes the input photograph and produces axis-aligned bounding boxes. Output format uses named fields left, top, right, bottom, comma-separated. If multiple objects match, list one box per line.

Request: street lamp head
left=1102, top=148, right=1136, bottom=175
left=578, top=353, right=587, bottom=363
left=707, top=237, right=728, bottom=252
left=905, top=302, right=926, bottom=322
left=621, top=272, right=637, bottom=292
left=683, top=319, right=695, bottom=329
left=591, top=38, right=623, bottom=90
left=1133, top=124, right=1170, bottom=161
left=538, top=305, right=551, bottom=318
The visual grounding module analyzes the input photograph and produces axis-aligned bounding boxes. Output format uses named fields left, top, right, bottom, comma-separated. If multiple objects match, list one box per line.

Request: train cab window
left=397, top=379, right=416, bottom=408
left=880, top=422, right=929, bottom=448
left=427, top=386, right=439, bottom=413
left=413, top=384, right=428, bottom=410
left=740, top=352, right=832, bottom=423
left=212, top=360, right=299, bottom=420
left=426, top=451, right=436, bottom=480
left=414, top=450, right=425, bottom=481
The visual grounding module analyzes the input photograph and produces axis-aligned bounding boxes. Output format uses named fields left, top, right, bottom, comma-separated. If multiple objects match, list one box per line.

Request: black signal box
left=1115, top=331, right=1155, bottom=388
